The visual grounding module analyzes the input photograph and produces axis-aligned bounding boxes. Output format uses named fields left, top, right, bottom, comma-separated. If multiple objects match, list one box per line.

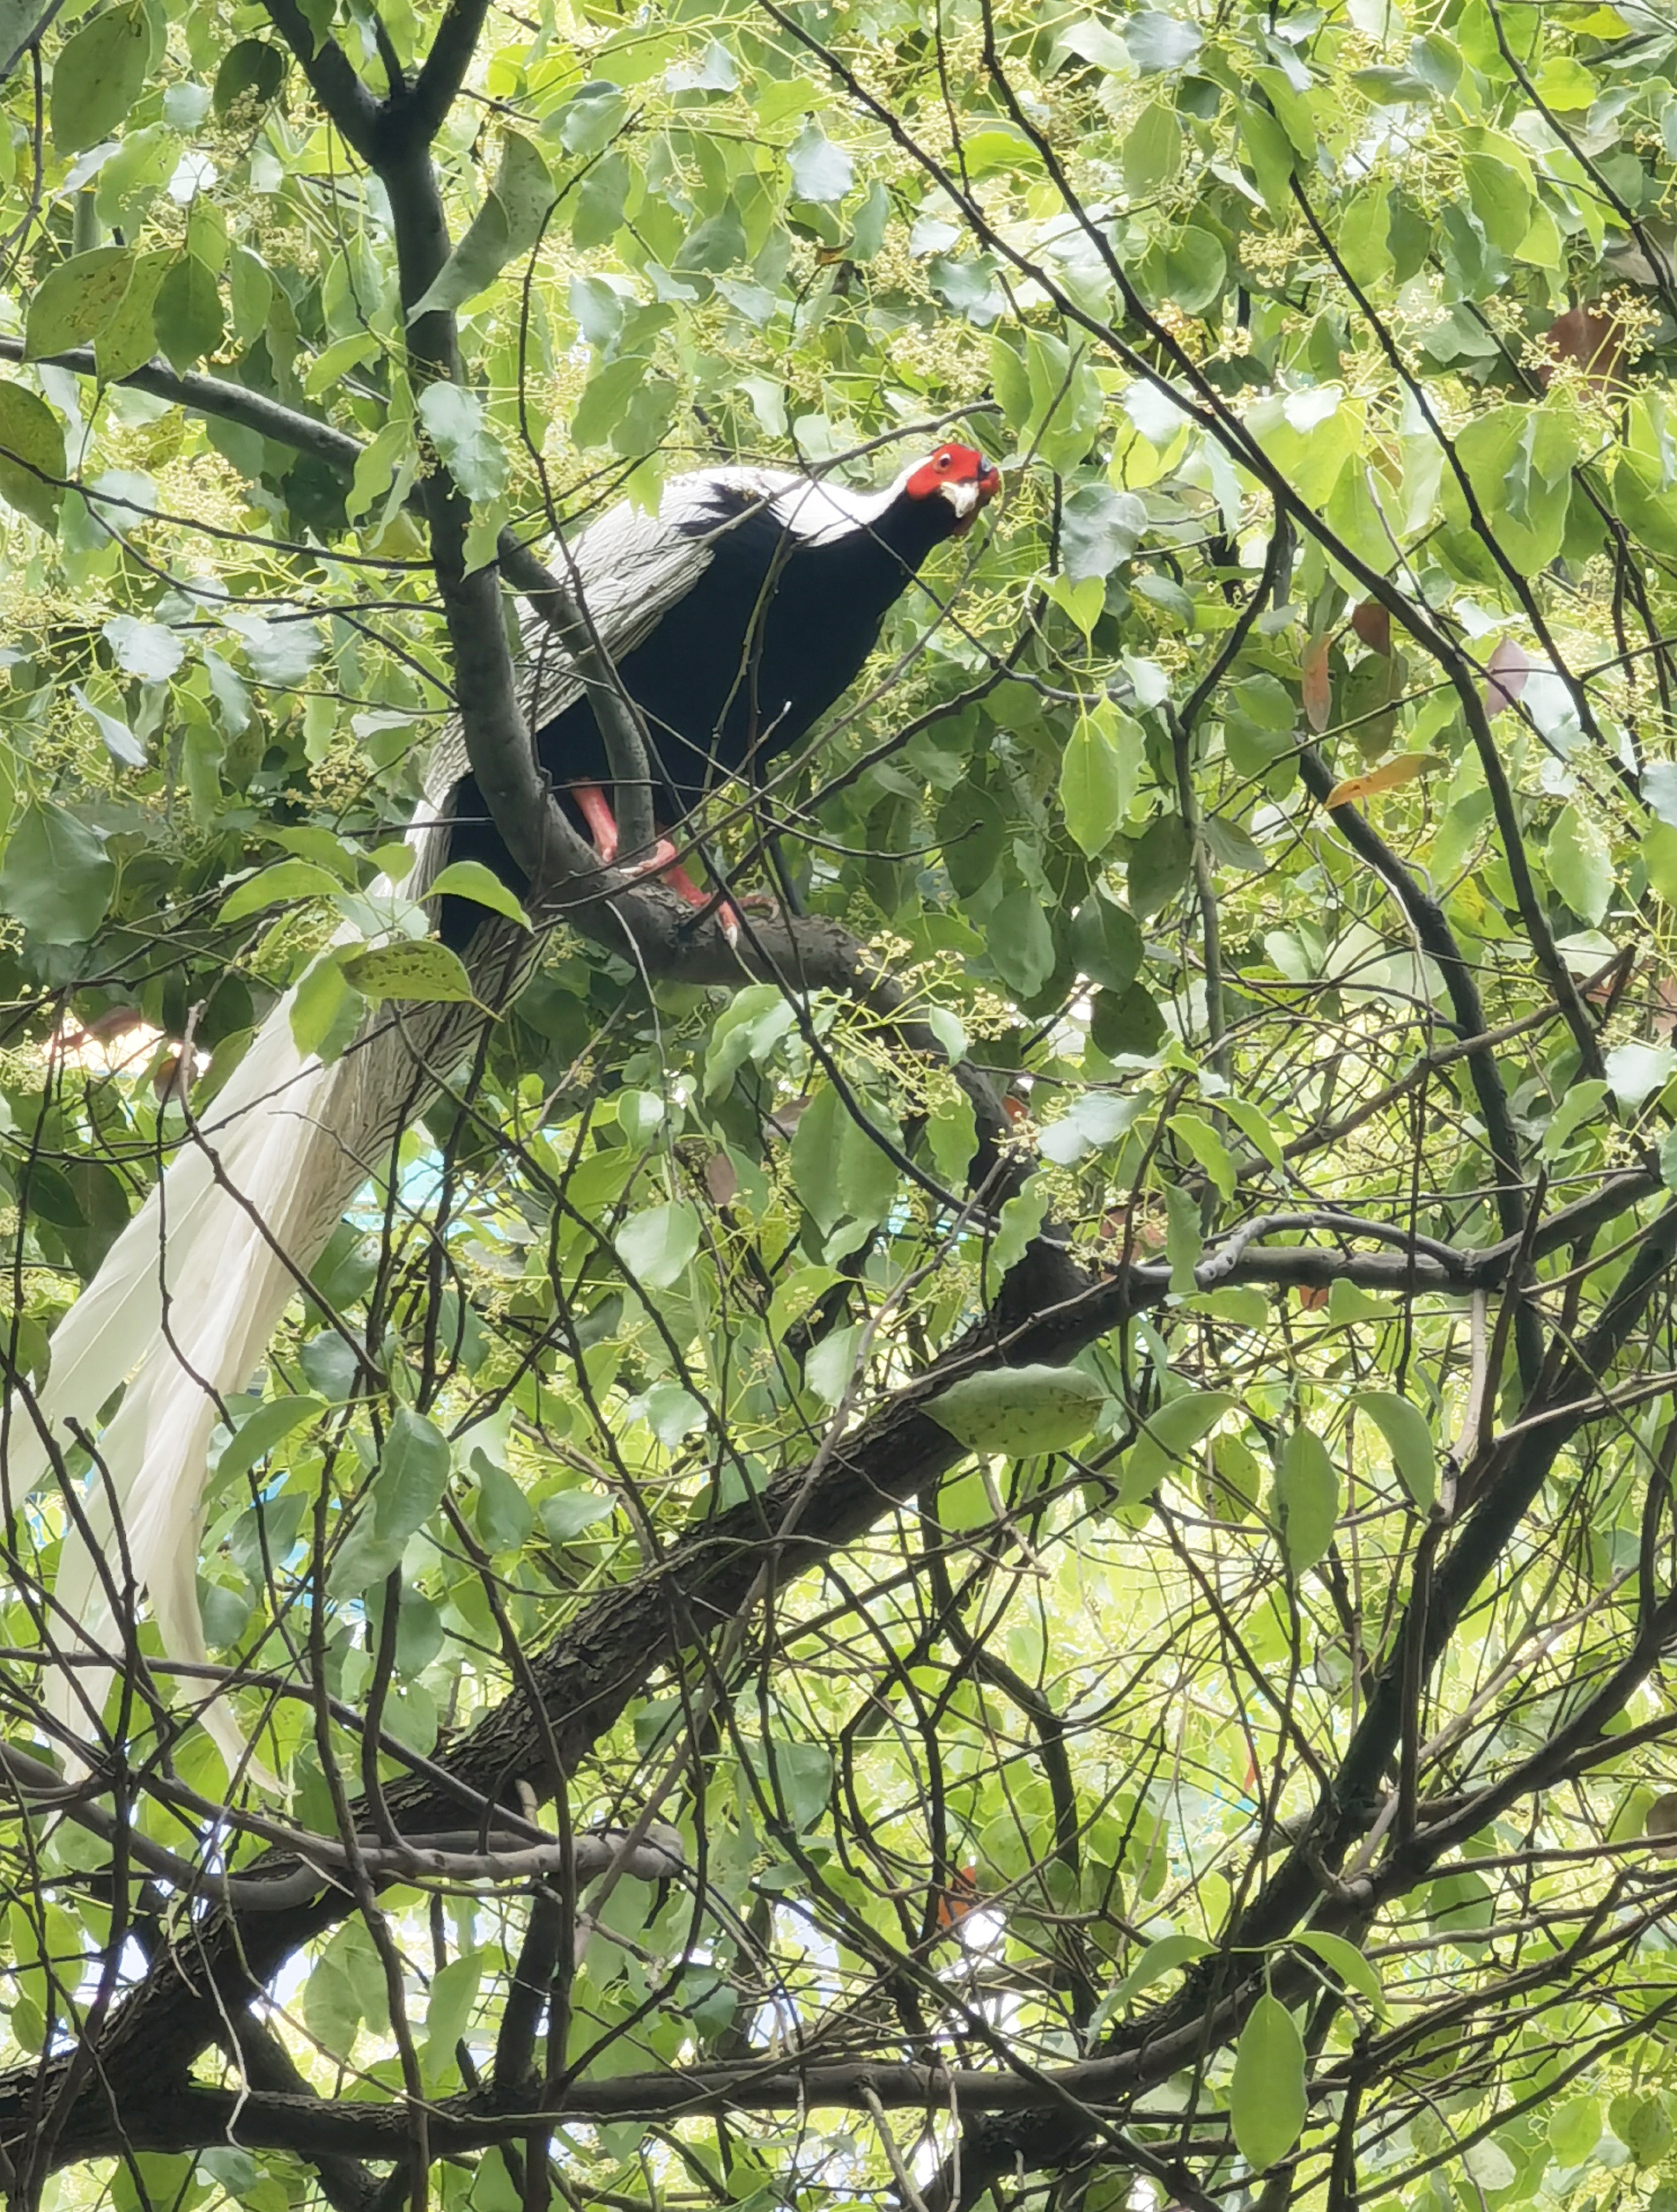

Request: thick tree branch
left=255, top=0, right=380, bottom=159
left=1, top=1161, right=1664, bottom=2175
left=395, top=0, right=493, bottom=151
left=925, top=1204, right=1677, bottom=2209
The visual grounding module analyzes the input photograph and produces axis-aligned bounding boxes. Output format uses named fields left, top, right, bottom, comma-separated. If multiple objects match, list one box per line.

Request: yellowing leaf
left=340, top=940, right=479, bottom=1005
left=1321, top=753, right=1442, bottom=809
left=24, top=247, right=135, bottom=360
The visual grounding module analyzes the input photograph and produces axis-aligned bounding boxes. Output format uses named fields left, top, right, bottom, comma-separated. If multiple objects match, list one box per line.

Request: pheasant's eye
left=935, top=452, right=950, bottom=468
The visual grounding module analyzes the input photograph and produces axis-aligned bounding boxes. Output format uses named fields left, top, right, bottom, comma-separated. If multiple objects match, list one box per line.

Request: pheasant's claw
left=622, top=837, right=680, bottom=880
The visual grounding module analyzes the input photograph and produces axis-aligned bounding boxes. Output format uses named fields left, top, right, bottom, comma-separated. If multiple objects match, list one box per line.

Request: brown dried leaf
left=1349, top=600, right=1392, bottom=655
left=1542, top=304, right=1623, bottom=393
left=1301, top=637, right=1332, bottom=732
left=1483, top=636, right=1532, bottom=720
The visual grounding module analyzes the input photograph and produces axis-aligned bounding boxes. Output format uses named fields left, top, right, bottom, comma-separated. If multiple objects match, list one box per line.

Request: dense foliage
left=5, top=0, right=1677, bottom=2206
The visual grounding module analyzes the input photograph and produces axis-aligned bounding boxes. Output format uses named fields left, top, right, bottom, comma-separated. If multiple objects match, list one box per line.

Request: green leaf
left=1230, top=1994, right=1307, bottom=2171
left=0, top=384, right=64, bottom=532
left=927, top=1084, right=979, bottom=1187
left=1127, top=10, right=1201, bottom=68
left=1548, top=2096, right=1601, bottom=2169
left=929, top=1363, right=1106, bottom=1455
left=211, top=37, right=285, bottom=114
left=152, top=254, right=225, bottom=372
left=1546, top=802, right=1614, bottom=927
left=0, top=801, right=113, bottom=942
left=1127, top=814, right=1193, bottom=917
left=1170, top=1112, right=1237, bottom=1201
left=1119, top=1390, right=1236, bottom=1503
left=1356, top=1389, right=1435, bottom=1511
left=1163, top=1180, right=1202, bottom=1292
left=1223, top=1097, right=1284, bottom=1173
left=991, top=1176, right=1048, bottom=1274
left=1122, top=101, right=1181, bottom=194
left=616, top=1200, right=701, bottom=1291
left=474, top=1455, right=535, bottom=1551
left=339, top=941, right=479, bottom=1005
left=1430, top=1867, right=1494, bottom=1947
left=1162, top=225, right=1226, bottom=315
left=1240, top=105, right=1297, bottom=210
left=1060, top=701, right=1140, bottom=857
left=1338, top=188, right=1392, bottom=284
left=1297, top=1929, right=1385, bottom=2011
left=1112, top=1929, right=1214, bottom=2002
left=96, top=251, right=169, bottom=382
left=224, top=609, right=323, bottom=686
left=409, top=133, right=557, bottom=320
left=218, top=860, right=344, bottom=924
left=24, top=247, right=134, bottom=359
left=301, top=1958, right=359, bottom=2061
left=787, top=122, right=853, bottom=202
left=70, top=683, right=144, bottom=768
left=1273, top=1426, right=1339, bottom=1574
left=1605, top=1040, right=1677, bottom=1110
left=985, top=887, right=1056, bottom=999
left=540, top=1490, right=613, bottom=1543
left=331, top=1407, right=451, bottom=1595
left=1060, top=486, right=1145, bottom=582
left=1611, top=2093, right=1673, bottom=2166
left=1070, top=896, right=1142, bottom=992
left=289, top=954, right=363, bottom=1063
left=552, top=78, right=626, bottom=155
left=1462, top=151, right=1531, bottom=254
left=674, top=203, right=747, bottom=272
left=51, top=0, right=150, bottom=151
left=426, top=860, right=531, bottom=927
left=422, top=1950, right=486, bottom=2086
left=103, top=614, right=184, bottom=682
left=218, top=1395, right=327, bottom=1485
left=417, top=380, right=506, bottom=502
left=789, top=1080, right=902, bottom=1236
left=758, top=1738, right=832, bottom=1831
left=572, top=151, right=630, bottom=248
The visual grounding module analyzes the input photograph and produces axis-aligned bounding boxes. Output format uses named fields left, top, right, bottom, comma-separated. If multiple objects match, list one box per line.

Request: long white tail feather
left=30, top=798, right=481, bottom=1784
left=21, top=471, right=750, bottom=1787
left=36, top=960, right=393, bottom=1780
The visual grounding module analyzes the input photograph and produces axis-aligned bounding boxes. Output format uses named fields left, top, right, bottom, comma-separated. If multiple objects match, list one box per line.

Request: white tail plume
left=22, top=797, right=488, bottom=1785
left=17, top=480, right=728, bottom=1786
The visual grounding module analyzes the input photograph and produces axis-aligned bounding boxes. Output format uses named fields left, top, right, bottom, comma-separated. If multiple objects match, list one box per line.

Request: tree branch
left=256, top=0, right=380, bottom=160
left=395, top=0, right=493, bottom=151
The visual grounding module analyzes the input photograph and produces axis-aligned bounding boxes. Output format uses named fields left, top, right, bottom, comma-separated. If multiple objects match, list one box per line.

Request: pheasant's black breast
left=440, top=478, right=957, bottom=934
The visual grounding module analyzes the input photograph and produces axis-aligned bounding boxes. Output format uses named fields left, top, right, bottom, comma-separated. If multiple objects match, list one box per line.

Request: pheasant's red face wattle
left=905, top=441, right=1003, bottom=530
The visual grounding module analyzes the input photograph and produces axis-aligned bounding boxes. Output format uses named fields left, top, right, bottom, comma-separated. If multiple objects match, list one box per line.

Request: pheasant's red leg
left=574, top=782, right=620, bottom=866
left=578, top=783, right=738, bottom=942
left=660, top=857, right=742, bottom=947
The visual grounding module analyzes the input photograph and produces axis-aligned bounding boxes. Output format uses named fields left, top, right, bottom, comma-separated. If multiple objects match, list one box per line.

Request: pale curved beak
left=942, top=462, right=1002, bottom=533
